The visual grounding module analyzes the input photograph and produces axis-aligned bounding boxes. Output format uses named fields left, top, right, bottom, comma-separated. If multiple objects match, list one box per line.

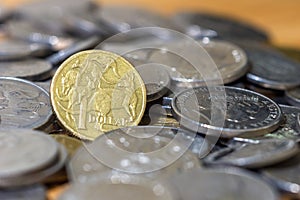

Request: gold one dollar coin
left=51, top=50, right=147, bottom=140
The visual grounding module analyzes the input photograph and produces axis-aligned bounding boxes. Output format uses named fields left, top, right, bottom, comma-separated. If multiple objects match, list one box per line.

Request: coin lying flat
left=0, top=184, right=46, bottom=200
left=261, top=153, right=300, bottom=197
left=0, top=77, right=53, bottom=129
left=173, top=12, right=269, bottom=42
left=168, top=168, right=279, bottom=200
left=51, top=50, right=147, bottom=140
left=172, top=86, right=283, bottom=138
left=240, top=42, right=300, bottom=90
left=0, top=59, right=52, bottom=81
left=0, top=129, right=58, bottom=179
left=59, top=177, right=174, bottom=200
left=67, top=126, right=202, bottom=183
left=0, top=39, right=51, bottom=61
left=204, top=139, right=298, bottom=168
left=136, top=64, right=170, bottom=102
left=34, top=80, right=51, bottom=93
left=0, top=144, right=67, bottom=188
left=285, top=87, right=300, bottom=107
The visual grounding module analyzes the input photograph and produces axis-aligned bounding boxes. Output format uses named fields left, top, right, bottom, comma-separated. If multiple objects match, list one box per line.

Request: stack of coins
left=0, top=1, right=300, bottom=200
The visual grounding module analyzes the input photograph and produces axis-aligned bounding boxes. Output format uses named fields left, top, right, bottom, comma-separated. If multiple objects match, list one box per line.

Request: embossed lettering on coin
left=51, top=50, right=146, bottom=140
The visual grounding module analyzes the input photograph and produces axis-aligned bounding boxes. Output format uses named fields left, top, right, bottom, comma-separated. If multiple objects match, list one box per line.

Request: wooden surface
left=2, top=0, right=300, bottom=48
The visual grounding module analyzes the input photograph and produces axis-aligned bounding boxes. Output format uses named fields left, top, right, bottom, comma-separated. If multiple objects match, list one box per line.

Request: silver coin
left=173, top=12, right=269, bottom=42
left=204, top=139, right=298, bottom=168
left=0, top=144, right=67, bottom=187
left=59, top=176, right=174, bottom=200
left=34, top=80, right=51, bottom=93
left=46, top=36, right=101, bottom=66
left=172, top=86, right=283, bottom=138
left=0, top=77, right=53, bottom=129
left=0, top=184, right=46, bottom=200
left=262, top=105, right=300, bottom=140
left=261, top=153, right=300, bottom=197
left=198, top=39, right=249, bottom=84
left=67, top=126, right=202, bottom=183
left=0, top=58, right=52, bottom=81
left=7, top=20, right=75, bottom=51
left=136, top=64, right=170, bottom=102
left=0, top=39, right=52, bottom=61
left=285, top=87, right=300, bottom=107
left=0, top=129, right=58, bottom=178
left=98, top=5, right=183, bottom=32
left=241, top=42, right=300, bottom=90
left=168, top=168, right=279, bottom=200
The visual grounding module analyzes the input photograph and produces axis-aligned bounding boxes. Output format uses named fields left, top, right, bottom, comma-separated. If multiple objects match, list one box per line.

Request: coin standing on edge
left=0, top=77, right=53, bottom=129
left=171, top=86, right=283, bottom=138
left=51, top=50, right=147, bottom=140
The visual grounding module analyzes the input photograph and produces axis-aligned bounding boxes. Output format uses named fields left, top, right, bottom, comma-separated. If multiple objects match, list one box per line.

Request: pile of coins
left=0, top=1, right=300, bottom=200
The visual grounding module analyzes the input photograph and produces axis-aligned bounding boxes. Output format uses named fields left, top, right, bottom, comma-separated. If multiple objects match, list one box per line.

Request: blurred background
left=2, top=0, right=300, bottom=48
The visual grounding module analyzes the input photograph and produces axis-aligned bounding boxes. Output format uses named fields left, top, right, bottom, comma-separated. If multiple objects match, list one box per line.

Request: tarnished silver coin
left=285, top=87, right=300, bottom=107
left=241, top=42, right=300, bottom=90
left=173, top=12, right=269, bottom=42
left=0, top=144, right=67, bottom=187
left=0, top=59, right=52, bottom=81
left=204, top=139, right=298, bottom=168
left=261, top=153, right=300, bottom=197
left=0, top=184, right=46, bottom=200
left=136, top=64, right=170, bottom=102
left=59, top=176, right=175, bottom=200
left=0, top=129, right=58, bottom=179
left=0, top=39, right=51, bottom=61
left=172, top=86, right=283, bottom=138
left=67, top=126, right=202, bottom=183
left=262, top=105, right=300, bottom=140
left=0, top=77, right=53, bottom=129
left=168, top=168, right=279, bottom=200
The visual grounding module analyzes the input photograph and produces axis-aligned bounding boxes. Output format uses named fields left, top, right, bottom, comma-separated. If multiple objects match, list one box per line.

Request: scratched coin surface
left=0, top=129, right=58, bottom=178
left=51, top=50, right=146, bottom=140
left=172, top=86, right=283, bottom=138
left=0, top=77, right=52, bottom=129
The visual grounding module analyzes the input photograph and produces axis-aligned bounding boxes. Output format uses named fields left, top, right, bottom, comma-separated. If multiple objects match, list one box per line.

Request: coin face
left=0, top=77, right=53, bottom=129
left=59, top=178, right=174, bottom=200
left=136, top=63, right=170, bottom=102
left=242, top=43, right=300, bottom=90
left=67, top=126, right=201, bottom=183
left=0, top=184, right=46, bottom=200
left=264, top=105, right=300, bottom=139
left=169, top=168, right=279, bottom=200
left=51, top=50, right=147, bottom=140
left=0, top=59, right=52, bottom=81
left=285, top=87, right=300, bottom=107
left=204, top=139, right=298, bottom=168
left=172, top=86, right=283, bottom=138
left=0, top=129, right=58, bottom=178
